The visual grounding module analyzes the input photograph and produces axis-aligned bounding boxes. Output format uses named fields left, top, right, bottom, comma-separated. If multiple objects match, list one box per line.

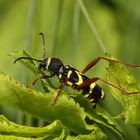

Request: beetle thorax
left=45, top=57, right=64, bottom=74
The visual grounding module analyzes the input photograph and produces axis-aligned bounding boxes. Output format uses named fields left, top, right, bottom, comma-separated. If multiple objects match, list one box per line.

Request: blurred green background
left=0, top=0, right=140, bottom=130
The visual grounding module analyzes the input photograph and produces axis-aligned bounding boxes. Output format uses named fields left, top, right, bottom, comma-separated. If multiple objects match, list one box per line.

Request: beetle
left=14, top=33, right=140, bottom=108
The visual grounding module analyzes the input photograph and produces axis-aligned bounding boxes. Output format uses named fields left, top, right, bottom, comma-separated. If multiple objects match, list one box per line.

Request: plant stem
left=72, top=1, right=80, bottom=67
left=77, top=0, right=107, bottom=54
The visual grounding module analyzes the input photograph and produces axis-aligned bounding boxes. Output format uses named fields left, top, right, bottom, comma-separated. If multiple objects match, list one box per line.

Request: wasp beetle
left=14, top=33, right=140, bottom=108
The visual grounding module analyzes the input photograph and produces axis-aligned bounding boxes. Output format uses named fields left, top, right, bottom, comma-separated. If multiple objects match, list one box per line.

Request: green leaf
left=94, top=108, right=126, bottom=140
left=0, top=115, right=66, bottom=138
left=67, top=125, right=107, bottom=140
left=0, top=73, right=87, bottom=134
left=0, top=135, right=42, bottom=140
left=0, top=114, right=107, bottom=140
left=106, top=55, right=140, bottom=124
left=73, top=95, right=126, bottom=140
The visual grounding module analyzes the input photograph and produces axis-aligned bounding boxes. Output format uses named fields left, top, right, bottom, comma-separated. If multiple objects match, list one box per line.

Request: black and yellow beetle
left=14, top=33, right=140, bottom=108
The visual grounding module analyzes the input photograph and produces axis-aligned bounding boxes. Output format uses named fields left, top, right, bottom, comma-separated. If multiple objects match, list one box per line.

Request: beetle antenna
left=39, top=32, right=46, bottom=58
left=14, top=57, right=42, bottom=64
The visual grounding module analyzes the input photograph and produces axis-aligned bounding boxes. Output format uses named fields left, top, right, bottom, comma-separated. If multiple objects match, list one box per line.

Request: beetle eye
left=38, top=63, right=45, bottom=71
